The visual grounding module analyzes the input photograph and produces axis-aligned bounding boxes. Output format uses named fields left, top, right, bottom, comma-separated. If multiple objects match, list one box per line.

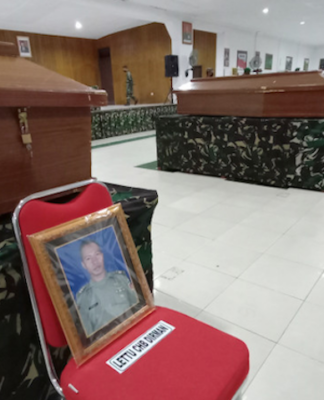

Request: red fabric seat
left=61, top=307, right=249, bottom=400
left=16, top=181, right=249, bottom=400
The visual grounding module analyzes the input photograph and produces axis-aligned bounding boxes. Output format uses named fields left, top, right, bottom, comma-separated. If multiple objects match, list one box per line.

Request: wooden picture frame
left=16, top=36, right=32, bottom=58
left=265, top=54, right=273, bottom=70
left=182, top=21, right=193, bottom=44
left=237, top=50, right=248, bottom=69
left=224, top=48, right=230, bottom=67
left=303, top=58, right=310, bottom=71
left=28, top=204, right=154, bottom=365
left=319, top=59, right=324, bottom=70
left=285, top=56, right=293, bottom=71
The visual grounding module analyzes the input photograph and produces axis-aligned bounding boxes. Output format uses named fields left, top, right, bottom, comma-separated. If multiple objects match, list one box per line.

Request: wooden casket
left=175, top=71, right=324, bottom=118
left=0, top=42, right=107, bottom=215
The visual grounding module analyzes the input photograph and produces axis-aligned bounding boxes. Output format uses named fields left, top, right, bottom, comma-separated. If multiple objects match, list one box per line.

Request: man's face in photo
left=81, top=242, right=105, bottom=280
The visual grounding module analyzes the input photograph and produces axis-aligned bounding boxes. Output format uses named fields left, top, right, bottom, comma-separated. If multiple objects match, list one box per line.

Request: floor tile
left=261, top=197, right=310, bottom=219
left=152, top=205, right=196, bottom=228
left=245, top=345, right=324, bottom=400
left=197, top=311, right=275, bottom=381
left=285, top=216, right=324, bottom=243
left=241, top=254, right=322, bottom=299
left=267, top=235, right=324, bottom=270
left=205, top=280, right=302, bottom=341
left=151, top=223, right=170, bottom=240
left=170, top=193, right=219, bottom=214
left=279, top=302, right=324, bottom=363
left=153, top=229, right=212, bottom=259
left=151, top=251, right=182, bottom=279
left=241, top=210, right=299, bottom=234
left=217, top=225, right=282, bottom=253
left=202, top=204, right=254, bottom=223
left=153, top=289, right=201, bottom=318
left=224, top=192, right=271, bottom=210
left=306, top=273, right=324, bottom=307
left=187, top=241, right=262, bottom=277
left=177, top=215, right=236, bottom=240
left=154, top=261, right=235, bottom=309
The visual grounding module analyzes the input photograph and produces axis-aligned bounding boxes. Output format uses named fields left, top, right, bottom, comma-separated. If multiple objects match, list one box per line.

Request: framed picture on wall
left=182, top=22, right=193, bottom=44
left=17, top=36, right=32, bottom=58
left=319, top=59, right=324, bottom=70
left=285, top=56, right=293, bottom=71
left=265, top=54, right=273, bottom=70
left=28, top=204, right=154, bottom=366
left=237, top=50, right=248, bottom=69
left=303, top=58, right=310, bottom=71
left=224, top=48, right=230, bottom=67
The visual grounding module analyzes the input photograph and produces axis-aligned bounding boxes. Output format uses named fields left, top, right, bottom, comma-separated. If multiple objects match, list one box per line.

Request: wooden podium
left=0, top=42, right=107, bottom=215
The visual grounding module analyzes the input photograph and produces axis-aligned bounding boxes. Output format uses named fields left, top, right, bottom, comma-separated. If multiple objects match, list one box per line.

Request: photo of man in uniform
left=76, top=240, right=138, bottom=336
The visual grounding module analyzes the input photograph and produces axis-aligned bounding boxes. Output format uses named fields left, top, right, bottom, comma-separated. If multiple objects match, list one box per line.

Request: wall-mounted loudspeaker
left=165, top=55, right=179, bottom=78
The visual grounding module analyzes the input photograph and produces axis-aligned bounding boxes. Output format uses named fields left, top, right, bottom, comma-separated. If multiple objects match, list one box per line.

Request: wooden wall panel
left=193, top=30, right=217, bottom=77
left=0, top=30, right=100, bottom=87
left=97, top=23, right=171, bottom=104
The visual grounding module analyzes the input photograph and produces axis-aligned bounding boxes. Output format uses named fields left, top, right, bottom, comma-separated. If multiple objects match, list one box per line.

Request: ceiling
left=0, top=0, right=323, bottom=46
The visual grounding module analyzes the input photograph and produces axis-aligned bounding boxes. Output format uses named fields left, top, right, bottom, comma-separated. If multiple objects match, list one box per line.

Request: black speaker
left=165, top=55, right=179, bottom=78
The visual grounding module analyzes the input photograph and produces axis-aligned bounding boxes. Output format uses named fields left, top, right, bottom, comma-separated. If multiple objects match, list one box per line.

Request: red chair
left=13, top=179, right=249, bottom=400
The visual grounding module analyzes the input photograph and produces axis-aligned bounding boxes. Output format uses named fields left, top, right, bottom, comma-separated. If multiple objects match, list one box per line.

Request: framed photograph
left=265, top=54, right=273, bottom=70
left=319, top=59, right=324, bottom=70
left=224, top=48, right=230, bottom=67
left=285, top=56, right=293, bottom=71
left=182, top=21, right=193, bottom=44
left=28, top=204, right=154, bottom=365
left=237, top=50, right=248, bottom=69
left=16, top=36, right=32, bottom=58
left=303, top=58, right=310, bottom=71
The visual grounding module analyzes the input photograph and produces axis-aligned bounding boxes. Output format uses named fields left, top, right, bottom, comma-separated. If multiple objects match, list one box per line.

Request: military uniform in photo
left=77, top=270, right=138, bottom=336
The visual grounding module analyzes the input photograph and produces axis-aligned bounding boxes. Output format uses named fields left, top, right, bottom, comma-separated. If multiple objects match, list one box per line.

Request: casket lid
left=176, top=71, right=324, bottom=94
left=0, top=42, right=107, bottom=107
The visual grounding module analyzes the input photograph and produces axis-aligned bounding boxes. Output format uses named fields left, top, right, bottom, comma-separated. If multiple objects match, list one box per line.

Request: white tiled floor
left=92, top=133, right=324, bottom=399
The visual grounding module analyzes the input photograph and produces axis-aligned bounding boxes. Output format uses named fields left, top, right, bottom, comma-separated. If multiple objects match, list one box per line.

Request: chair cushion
left=19, top=183, right=113, bottom=347
left=61, top=307, right=249, bottom=400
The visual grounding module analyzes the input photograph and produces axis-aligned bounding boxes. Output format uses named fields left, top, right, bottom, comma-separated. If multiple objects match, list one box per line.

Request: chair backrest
left=12, top=180, right=113, bottom=395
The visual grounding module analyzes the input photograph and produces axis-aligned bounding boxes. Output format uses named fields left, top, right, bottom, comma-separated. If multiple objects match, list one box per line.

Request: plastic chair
left=13, top=179, right=249, bottom=400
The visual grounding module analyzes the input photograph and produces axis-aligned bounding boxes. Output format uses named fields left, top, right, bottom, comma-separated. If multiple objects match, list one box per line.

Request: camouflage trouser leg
left=126, top=91, right=137, bottom=105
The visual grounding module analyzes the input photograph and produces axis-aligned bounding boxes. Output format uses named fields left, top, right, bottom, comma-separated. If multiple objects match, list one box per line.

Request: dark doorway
left=98, top=47, right=115, bottom=105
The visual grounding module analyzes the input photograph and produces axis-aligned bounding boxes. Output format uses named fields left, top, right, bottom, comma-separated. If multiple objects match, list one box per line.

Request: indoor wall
left=97, top=23, right=171, bottom=105
left=193, top=30, right=217, bottom=77
left=0, top=29, right=100, bottom=87
left=215, top=27, right=315, bottom=76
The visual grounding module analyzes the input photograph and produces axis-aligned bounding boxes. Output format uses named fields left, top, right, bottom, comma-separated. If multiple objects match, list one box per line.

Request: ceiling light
left=263, top=8, right=269, bottom=14
left=300, top=21, right=305, bottom=25
left=75, top=21, right=82, bottom=30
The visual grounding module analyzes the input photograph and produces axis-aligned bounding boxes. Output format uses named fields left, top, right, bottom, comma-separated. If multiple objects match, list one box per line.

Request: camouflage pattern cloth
left=0, top=183, right=157, bottom=400
left=92, top=104, right=176, bottom=140
left=288, top=119, right=324, bottom=190
left=156, top=114, right=324, bottom=190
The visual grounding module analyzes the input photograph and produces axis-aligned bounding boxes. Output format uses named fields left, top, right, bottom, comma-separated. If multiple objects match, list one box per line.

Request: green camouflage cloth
left=156, top=114, right=324, bottom=190
left=288, top=119, right=324, bottom=190
left=0, top=183, right=157, bottom=400
left=92, top=105, right=176, bottom=140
